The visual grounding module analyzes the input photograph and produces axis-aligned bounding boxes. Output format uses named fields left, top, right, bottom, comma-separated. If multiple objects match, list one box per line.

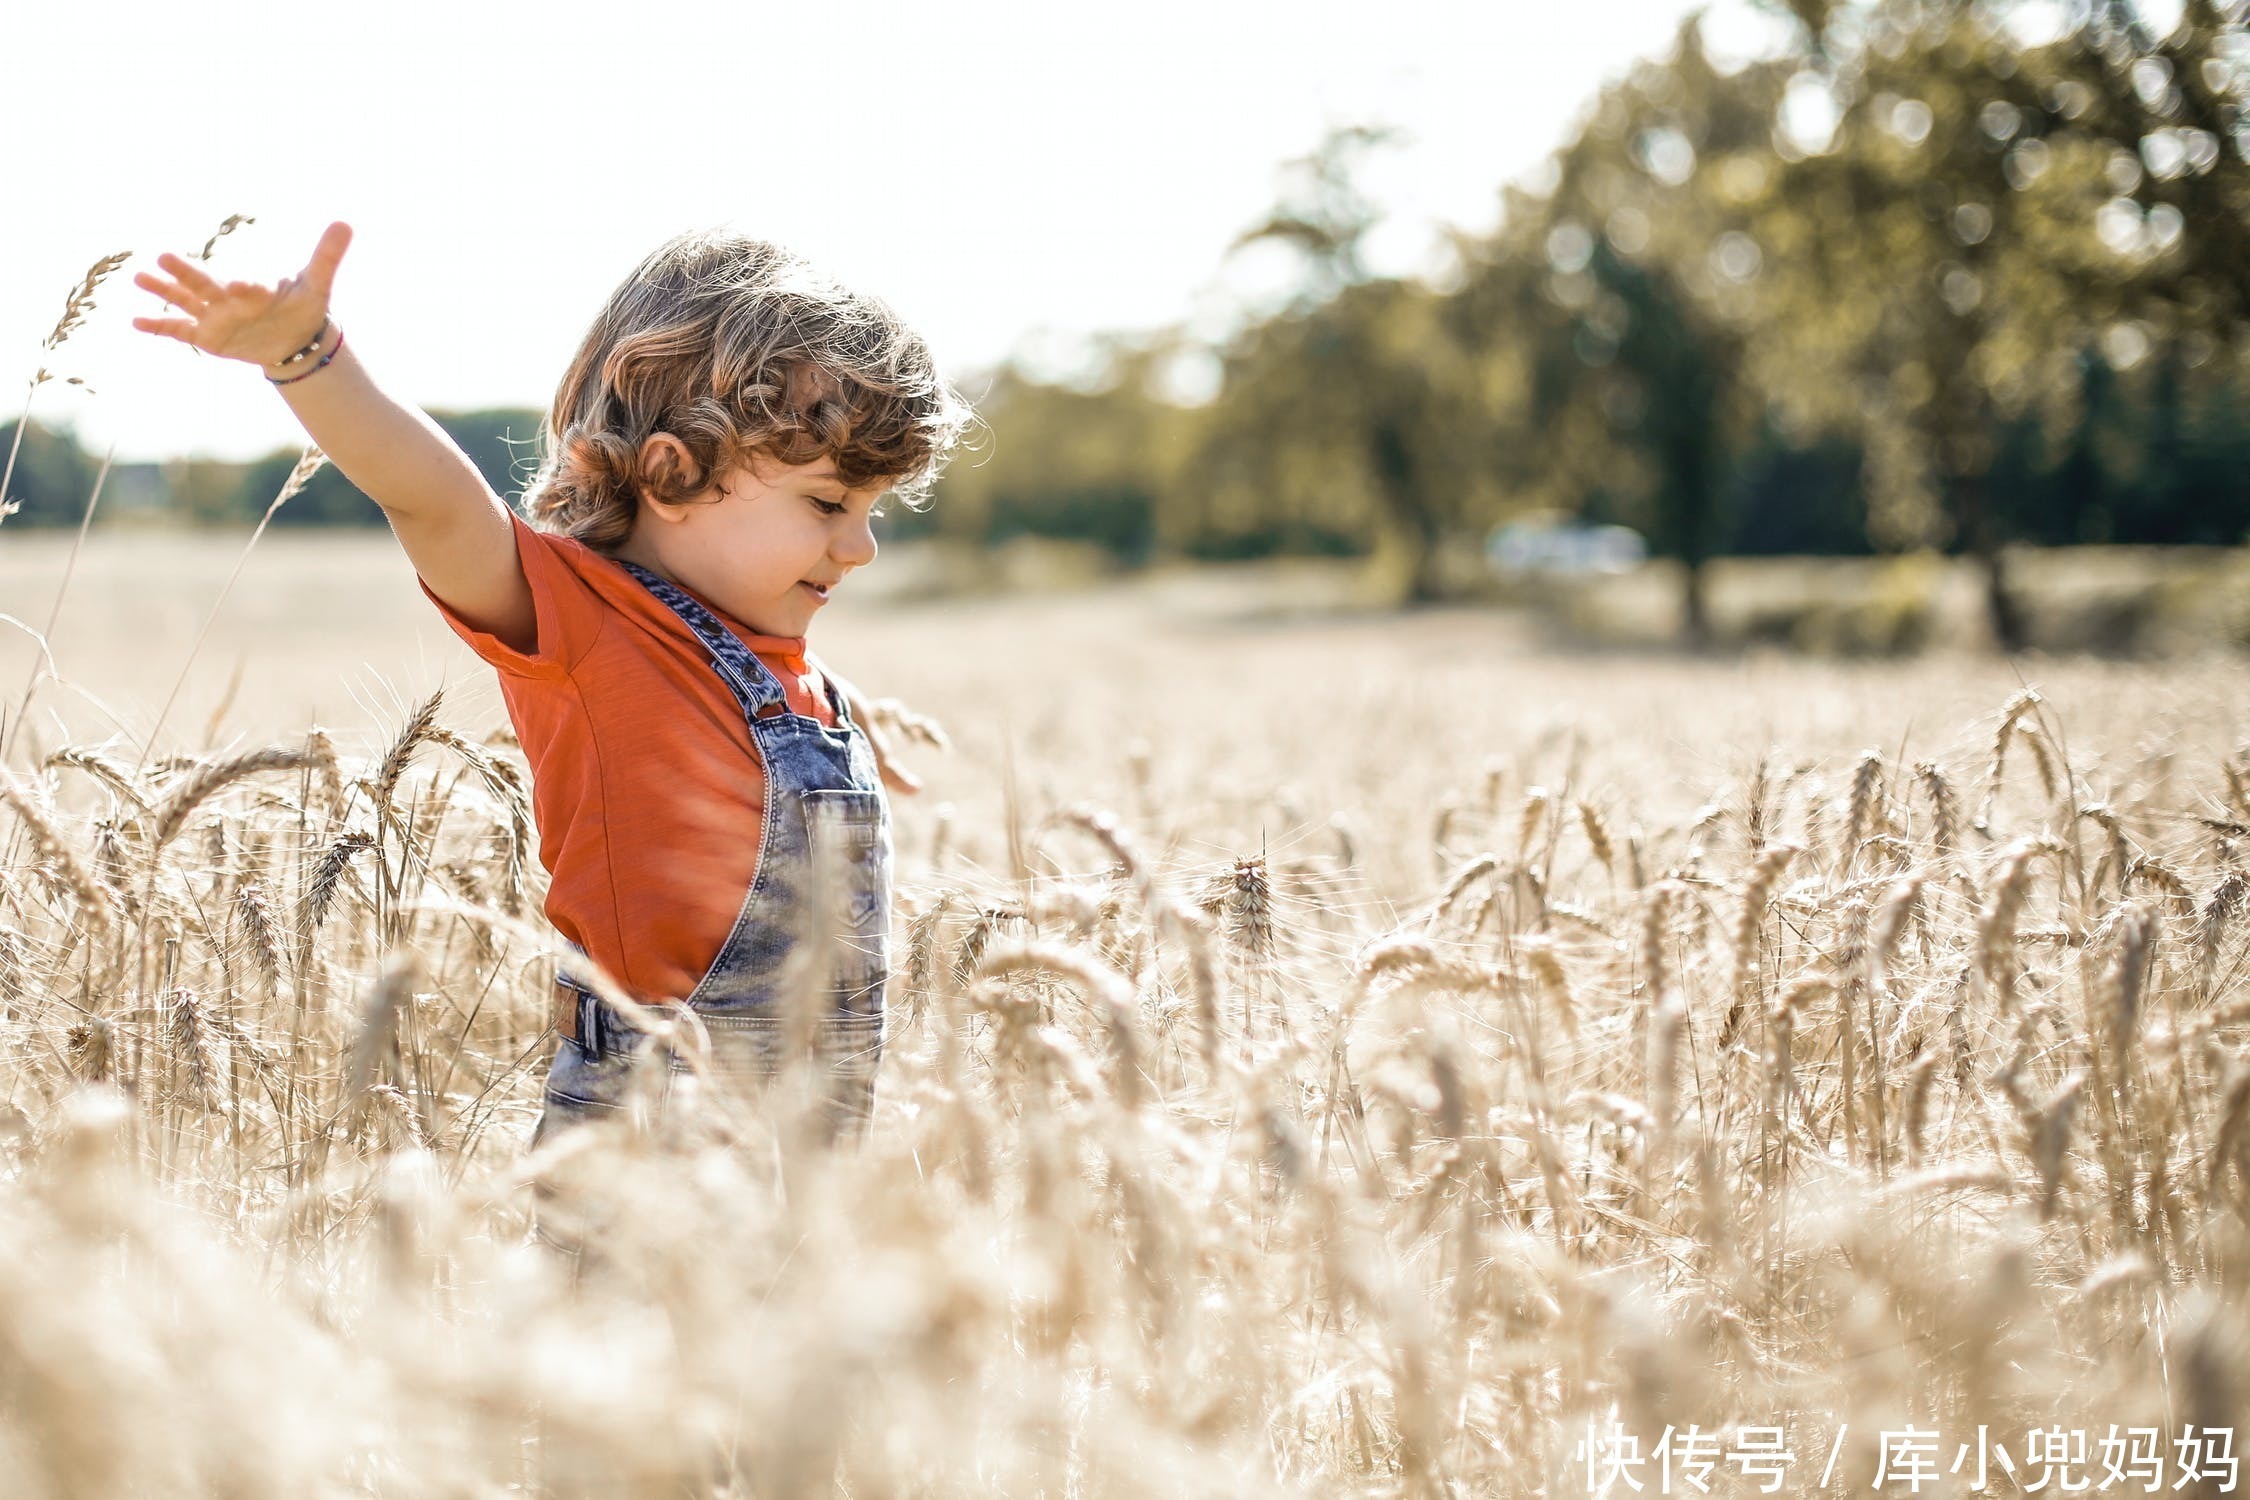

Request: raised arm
left=132, top=222, right=539, bottom=655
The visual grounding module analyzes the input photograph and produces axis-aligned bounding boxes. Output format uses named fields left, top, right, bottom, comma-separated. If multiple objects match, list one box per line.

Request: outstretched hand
left=131, top=221, right=352, bottom=368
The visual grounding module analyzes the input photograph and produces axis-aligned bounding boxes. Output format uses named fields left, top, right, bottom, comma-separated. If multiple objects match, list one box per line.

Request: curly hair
left=520, top=227, right=973, bottom=550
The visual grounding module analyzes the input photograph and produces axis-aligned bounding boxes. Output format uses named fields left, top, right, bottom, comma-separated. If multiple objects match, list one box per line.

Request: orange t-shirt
left=417, top=508, right=838, bottom=1025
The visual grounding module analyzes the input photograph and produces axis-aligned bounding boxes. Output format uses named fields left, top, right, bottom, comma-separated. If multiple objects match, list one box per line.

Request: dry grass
left=2, top=524, right=2250, bottom=1495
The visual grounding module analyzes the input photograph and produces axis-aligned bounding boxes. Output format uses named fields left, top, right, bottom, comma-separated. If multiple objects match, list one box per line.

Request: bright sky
left=1, top=0, right=1813, bottom=465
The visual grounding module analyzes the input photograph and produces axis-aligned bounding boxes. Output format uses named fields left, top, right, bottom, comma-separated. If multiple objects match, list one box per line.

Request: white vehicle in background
left=1485, top=512, right=1648, bottom=575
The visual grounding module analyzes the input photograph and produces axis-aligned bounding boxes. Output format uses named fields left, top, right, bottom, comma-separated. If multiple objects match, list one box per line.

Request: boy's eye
left=812, top=498, right=847, bottom=516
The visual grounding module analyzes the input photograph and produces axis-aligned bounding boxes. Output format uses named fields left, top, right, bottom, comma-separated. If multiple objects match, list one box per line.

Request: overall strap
left=613, top=558, right=789, bottom=719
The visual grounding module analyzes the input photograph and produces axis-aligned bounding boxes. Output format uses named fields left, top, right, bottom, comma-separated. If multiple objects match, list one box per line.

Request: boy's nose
left=835, top=515, right=877, bottom=569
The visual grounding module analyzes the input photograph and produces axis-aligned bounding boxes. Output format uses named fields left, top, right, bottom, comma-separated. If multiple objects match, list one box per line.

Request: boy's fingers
left=304, top=220, right=352, bottom=297
left=134, top=270, right=202, bottom=311
left=888, top=700, right=949, bottom=750
left=156, top=251, right=223, bottom=299
left=857, top=717, right=923, bottom=795
left=131, top=316, right=197, bottom=341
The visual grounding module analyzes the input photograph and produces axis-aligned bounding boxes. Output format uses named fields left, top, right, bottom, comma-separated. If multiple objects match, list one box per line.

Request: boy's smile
left=613, top=442, right=887, bottom=639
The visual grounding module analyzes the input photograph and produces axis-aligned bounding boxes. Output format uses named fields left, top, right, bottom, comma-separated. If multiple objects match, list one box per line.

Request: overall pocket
left=531, top=1033, right=639, bottom=1144
left=797, top=787, right=892, bottom=1022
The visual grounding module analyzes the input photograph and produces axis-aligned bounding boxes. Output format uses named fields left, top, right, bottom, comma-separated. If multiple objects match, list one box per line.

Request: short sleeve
left=417, top=509, right=604, bottom=680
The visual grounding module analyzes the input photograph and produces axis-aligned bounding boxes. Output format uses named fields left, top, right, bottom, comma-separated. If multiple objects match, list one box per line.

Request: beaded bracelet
left=271, top=316, right=333, bottom=368
left=267, top=328, right=345, bottom=386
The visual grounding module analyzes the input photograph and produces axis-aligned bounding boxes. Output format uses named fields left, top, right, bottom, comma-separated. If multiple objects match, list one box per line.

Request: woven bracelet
left=272, top=315, right=333, bottom=367
left=267, top=328, right=345, bottom=386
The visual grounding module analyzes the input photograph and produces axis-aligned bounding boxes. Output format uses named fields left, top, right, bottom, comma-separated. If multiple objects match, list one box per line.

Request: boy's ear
left=634, top=433, right=706, bottom=513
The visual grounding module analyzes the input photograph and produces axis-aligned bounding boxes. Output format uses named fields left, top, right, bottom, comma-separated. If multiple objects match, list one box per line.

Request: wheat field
left=2, top=523, right=2248, bottom=1497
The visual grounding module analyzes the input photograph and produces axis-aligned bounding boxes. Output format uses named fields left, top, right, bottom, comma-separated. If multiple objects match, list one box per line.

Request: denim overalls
left=529, top=557, right=892, bottom=1157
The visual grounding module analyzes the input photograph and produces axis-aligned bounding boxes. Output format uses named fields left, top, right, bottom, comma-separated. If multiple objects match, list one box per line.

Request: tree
left=1448, top=17, right=1782, bottom=643
left=926, top=345, right=1193, bottom=564
left=1737, top=0, right=2250, bottom=648
left=0, top=420, right=98, bottom=527
left=1180, top=125, right=1497, bottom=600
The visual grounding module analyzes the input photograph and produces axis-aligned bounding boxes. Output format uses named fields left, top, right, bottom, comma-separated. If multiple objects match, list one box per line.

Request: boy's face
left=631, top=447, right=888, bottom=639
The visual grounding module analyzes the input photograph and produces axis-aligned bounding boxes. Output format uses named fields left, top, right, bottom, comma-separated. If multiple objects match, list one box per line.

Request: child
left=131, top=221, right=971, bottom=1163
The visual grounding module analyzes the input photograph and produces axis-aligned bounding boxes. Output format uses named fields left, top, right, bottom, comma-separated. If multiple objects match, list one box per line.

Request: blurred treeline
left=0, top=410, right=539, bottom=533
left=931, top=0, right=2250, bottom=650
left=8, top=0, right=2246, bottom=651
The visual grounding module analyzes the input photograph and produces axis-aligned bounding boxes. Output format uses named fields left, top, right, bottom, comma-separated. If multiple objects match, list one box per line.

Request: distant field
left=3, top=527, right=2240, bottom=752
left=2, top=529, right=2243, bottom=906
